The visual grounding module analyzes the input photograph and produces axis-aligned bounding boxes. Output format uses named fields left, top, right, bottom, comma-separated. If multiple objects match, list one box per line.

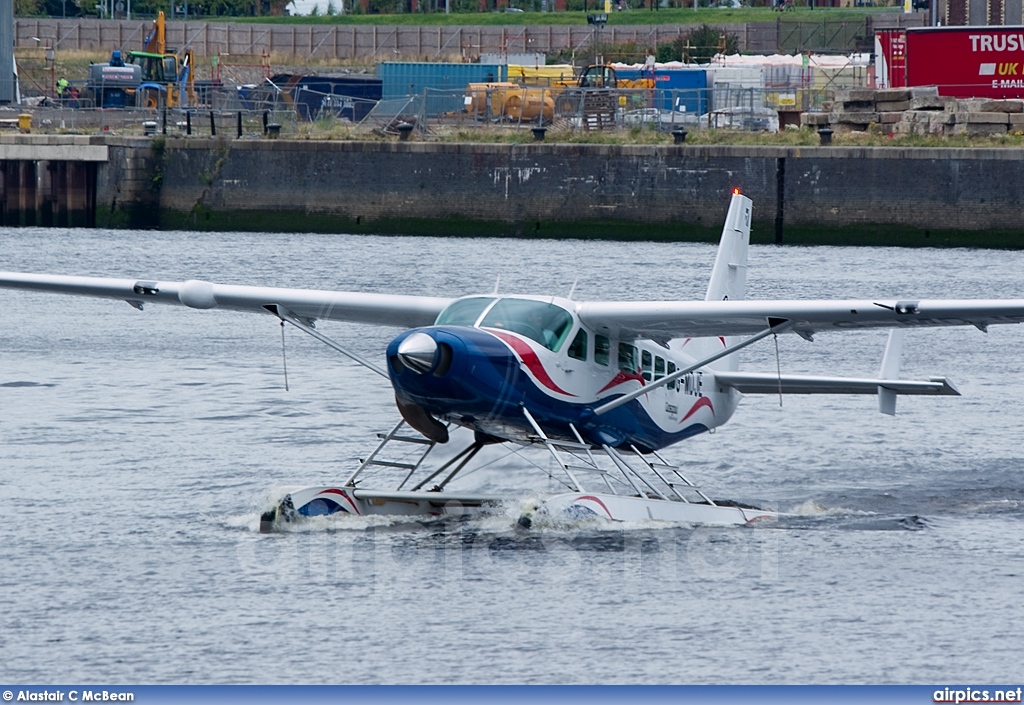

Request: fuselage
left=386, top=295, right=741, bottom=452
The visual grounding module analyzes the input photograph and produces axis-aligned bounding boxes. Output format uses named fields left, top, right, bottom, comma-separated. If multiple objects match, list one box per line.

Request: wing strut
left=265, top=304, right=389, bottom=379
left=593, top=317, right=795, bottom=416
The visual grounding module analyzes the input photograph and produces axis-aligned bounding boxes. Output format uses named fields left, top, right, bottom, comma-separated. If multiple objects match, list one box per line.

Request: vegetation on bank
left=15, top=0, right=899, bottom=24
left=215, top=6, right=896, bottom=24
left=282, top=117, right=1024, bottom=148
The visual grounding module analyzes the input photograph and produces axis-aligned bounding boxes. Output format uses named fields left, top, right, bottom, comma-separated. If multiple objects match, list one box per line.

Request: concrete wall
left=97, top=137, right=1024, bottom=248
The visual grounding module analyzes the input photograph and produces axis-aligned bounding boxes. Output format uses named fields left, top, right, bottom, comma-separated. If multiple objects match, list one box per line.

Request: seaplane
left=3, top=190, right=1024, bottom=531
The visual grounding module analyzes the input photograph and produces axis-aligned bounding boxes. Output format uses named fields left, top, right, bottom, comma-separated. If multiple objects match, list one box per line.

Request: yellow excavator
left=128, top=11, right=196, bottom=109
left=464, top=64, right=654, bottom=123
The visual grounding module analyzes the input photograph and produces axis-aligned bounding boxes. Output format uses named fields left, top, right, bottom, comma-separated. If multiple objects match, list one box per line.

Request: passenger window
left=667, top=361, right=676, bottom=390
left=654, top=356, right=665, bottom=381
left=568, top=329, right=587, bottom=361
left=595, top=335, right=610, bottom=366
left=618, top=343, right=638, bottom=374
left=641, top=350, right=653, bottom=382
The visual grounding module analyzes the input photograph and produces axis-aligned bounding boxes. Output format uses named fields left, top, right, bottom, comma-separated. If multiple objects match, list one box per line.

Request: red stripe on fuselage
left=680, top=396, right=715, bottom=422
left=598, top=370, right=645, bottom=394
left=487, top=330, right=576, bottom=397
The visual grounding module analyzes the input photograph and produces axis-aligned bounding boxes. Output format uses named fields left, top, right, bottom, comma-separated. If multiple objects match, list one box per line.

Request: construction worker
left=56, top=77, right=69, bottom=101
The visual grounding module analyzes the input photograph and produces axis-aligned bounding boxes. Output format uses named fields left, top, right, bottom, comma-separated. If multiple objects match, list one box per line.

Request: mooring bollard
left=396, top=122, right=414, bottom=142
left=267, top=124, right=281, bottom=139
left=532, top=127, right=547, bottom=142
left=818, top=128, right=834, bottom=146
left=672, top=129, right=688, bottom=145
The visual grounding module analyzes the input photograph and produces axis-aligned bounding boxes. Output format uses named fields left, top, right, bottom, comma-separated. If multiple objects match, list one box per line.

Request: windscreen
left=479, top=298, right=573, bottom=352
left=435, top=297, right=495, bottom=326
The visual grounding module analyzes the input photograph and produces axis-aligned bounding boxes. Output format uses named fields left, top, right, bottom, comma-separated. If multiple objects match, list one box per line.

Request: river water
left=1, top=228, right=1022, bottom=684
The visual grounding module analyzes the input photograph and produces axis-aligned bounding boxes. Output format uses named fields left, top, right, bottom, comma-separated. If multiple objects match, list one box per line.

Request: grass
left=285, top=120, right=1024, bottom=148
left=217, top=6, right=900, bottom=25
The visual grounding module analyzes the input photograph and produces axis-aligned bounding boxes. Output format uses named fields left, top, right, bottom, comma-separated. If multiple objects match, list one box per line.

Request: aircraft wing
left=0, top=272, right=453, bottom=329
left=714, top=372, right=960, bottom=396
left=578, top=299, right=1024, bottom=340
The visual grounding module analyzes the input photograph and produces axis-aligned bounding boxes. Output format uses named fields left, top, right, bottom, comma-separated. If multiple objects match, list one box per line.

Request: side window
left=654, top=356, right=665, bottom=381
left=618, top=343, right=638, bottom=374
left=594, top=334, right=610, bottom=366
left=667, top=361, right=677, bottom=390
left=567, top=329, right=588, bottom=361
left=641, top=350, right=653, bottom=382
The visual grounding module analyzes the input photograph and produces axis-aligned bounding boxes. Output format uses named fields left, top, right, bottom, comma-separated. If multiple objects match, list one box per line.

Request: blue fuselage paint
left=387, top=326, right=711, bottom=453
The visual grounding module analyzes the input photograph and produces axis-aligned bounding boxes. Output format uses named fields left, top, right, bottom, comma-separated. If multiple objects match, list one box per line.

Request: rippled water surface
left=1, top=228, right=1023, bottom=684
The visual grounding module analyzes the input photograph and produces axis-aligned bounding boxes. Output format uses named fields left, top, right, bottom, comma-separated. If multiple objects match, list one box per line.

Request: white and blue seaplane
left=3, top=191, right=1024, bottom=531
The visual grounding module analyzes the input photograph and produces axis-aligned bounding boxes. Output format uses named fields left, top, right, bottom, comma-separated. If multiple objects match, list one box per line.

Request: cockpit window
left=479, top=299, right=573, bottom=352
left=435, top=297, right=495, bottom=326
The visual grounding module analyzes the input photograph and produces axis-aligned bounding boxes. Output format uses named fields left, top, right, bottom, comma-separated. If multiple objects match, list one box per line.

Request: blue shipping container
left=268, top=74, right=382, bottom=122
left=377, top=62, right=507, bottom=115
left=615, top=68, right=708, bottom=115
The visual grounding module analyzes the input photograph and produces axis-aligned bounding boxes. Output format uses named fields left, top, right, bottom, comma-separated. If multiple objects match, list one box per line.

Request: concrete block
left=876, top=100, right=911, bottom=112
left=982, top=99, right=1023, bottom=113
left=877, top=111, right=903, bottom=124
left=929, top=112, right=956, bottom=126
left=875, top=88, right=912, bottom=102
left=910, top=95, right=949, bottom=110
left=800, top=112, right=831, bottom=126
left=958, top=98, right=1023, bottom=113
left=831, top=122, right=869, bottom=133
left=910, top=85, right=940, bottom=98
left=965, top=122, right=1008, bottom=136
left=830, top=111, right=878, bottom=124
left=836, top=101, right=875, bottom=111
left=1008, top=112, right=1024, bottom=126
left=903, top=110, right=936, bottom=123
left=834, top=88, right=876, bottom=103
left=959, top=112, right=1010, bottom=124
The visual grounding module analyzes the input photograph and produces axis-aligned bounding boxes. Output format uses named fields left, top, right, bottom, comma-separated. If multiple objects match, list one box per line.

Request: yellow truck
left=465, top=65, right=654, bottom=123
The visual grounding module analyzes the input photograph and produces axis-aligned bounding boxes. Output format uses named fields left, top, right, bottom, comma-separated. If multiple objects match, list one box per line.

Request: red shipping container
left=903, top=26, right=1024, bottom=98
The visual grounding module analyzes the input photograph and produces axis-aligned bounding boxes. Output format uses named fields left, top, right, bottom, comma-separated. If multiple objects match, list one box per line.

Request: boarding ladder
left=344, top=419, right=439, bottom=489
left=521, top=406, right=718, bottom=505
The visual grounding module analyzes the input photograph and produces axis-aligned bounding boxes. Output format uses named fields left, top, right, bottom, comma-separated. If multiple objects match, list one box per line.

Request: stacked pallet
left=801, top=87, right=1024, bottom=136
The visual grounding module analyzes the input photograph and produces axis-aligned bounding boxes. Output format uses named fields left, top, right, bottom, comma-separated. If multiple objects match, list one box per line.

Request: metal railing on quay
left=10, top=84, right=856, bottom=138
left=405, top=85, right=850, bottom=136
left=7, top=104, right=299, bottom=138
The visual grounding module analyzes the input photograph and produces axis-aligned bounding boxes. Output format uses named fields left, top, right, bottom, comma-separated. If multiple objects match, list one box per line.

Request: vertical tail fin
left=690, top=192, right=752, bottom=372
left=705, top=191, right=752, bottom=304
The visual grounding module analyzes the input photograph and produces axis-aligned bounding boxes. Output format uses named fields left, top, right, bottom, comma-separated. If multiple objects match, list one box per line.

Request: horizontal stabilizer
left=714, top=371, right=960, bottom=396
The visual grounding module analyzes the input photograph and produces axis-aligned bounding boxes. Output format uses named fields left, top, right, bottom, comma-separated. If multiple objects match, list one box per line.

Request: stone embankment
left=802, top=87, right=1024, bottom=137
left=2, top=135, right=1023, bottom=247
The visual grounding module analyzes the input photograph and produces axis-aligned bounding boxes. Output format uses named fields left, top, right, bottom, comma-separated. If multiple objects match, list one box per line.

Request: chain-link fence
left=393, top=84, right=849, bottom=135
left=12, top=81, right=856, bottom=138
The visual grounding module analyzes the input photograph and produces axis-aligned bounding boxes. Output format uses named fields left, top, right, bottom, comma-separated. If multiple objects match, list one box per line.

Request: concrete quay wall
left=96, top=139, right=1024, bottom=248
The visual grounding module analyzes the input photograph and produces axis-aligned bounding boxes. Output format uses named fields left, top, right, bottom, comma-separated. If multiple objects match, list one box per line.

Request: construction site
left=4, top=11, right=924, bottom=139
